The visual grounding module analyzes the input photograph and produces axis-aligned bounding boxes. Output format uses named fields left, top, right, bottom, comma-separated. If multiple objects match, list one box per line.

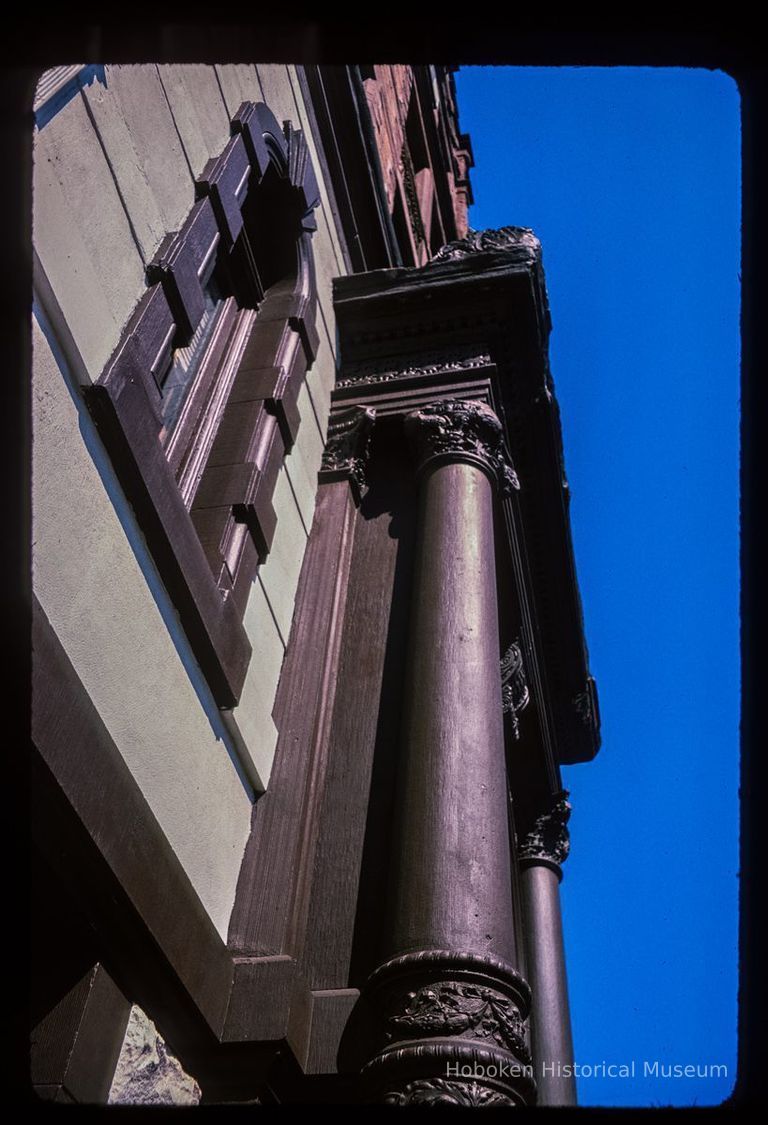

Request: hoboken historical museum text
left=446, top=1061, right=729, bottom=1081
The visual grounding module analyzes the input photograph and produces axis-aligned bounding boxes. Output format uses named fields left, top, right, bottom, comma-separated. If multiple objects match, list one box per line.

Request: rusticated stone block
left=108, top=1006, right=201, bottom=1106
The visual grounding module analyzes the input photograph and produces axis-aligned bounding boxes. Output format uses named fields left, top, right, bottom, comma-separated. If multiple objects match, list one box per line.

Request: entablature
left=331, top=228, right=600, bottom=770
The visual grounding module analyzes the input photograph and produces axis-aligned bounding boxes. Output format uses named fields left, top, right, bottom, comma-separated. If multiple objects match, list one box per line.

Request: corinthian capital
left=518, top=791, right=571, bottom=868
left=404, top=399, right=519, bottom=496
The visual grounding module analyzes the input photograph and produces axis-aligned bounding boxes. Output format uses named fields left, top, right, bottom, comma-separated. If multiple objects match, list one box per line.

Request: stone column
left=519, top=792, right=577, bottom=1106
left=359, top=399, right=536, bottom=1107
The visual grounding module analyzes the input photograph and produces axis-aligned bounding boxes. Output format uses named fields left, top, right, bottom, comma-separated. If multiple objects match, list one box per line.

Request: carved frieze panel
left=336, top=351, right=492, bottom=390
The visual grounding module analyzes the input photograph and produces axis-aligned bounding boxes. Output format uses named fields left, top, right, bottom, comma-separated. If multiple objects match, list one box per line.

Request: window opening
left=159, top=276, right=227, bottom=437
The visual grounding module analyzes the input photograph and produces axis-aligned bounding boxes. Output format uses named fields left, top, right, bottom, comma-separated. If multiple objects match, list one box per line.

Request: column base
left=358, top=950, right=537, bottom=1105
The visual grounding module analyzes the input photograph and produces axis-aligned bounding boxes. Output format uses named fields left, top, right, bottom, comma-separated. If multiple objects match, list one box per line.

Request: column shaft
left=522, top=863, right=577, bottom=1105
left=389, top=460, right=516, bottom=961
left=357, top=400, right=535, bottom=1107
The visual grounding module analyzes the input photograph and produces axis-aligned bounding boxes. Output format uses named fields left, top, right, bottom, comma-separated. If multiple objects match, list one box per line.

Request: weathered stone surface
left=33, top=91, right=145, bottom=380
left=258, top=466, right=309, bottom=645
left=215, top=64, right=264, bottom=118
left=32, top=318, right=254, bottom=938
left=157, top=65, right=231, bottom=180
left=108, top=1006, right=201, bottom=1105
left=362, top=65, right=413, bottom=212
left=84, top=64, right=194, bottom=263
left=233, top=578, right=285, bottom=790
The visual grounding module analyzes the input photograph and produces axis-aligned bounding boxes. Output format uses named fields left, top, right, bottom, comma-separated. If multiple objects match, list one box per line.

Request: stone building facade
left=30, top=63, right=599, bottom=1105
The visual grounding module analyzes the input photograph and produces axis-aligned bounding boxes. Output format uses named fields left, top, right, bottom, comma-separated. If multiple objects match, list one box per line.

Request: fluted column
left=359, top=400, right=535, bottom=1107
left=519, top=792, right=577, bottom=1106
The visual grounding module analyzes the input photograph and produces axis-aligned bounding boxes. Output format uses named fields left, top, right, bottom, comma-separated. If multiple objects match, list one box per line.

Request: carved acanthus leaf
left=405, top=399, right=519, bottom=495
left=320, top=405, right=375, bottom=498
left=518, top=791, right=571, bottom=867
left=336, top=352, right=491, bottom=389
left=500, top=641, right=530, bottom=739
left=431, top=225, right=541, bottom=263
left=384, top=1079, right=514, bottom=1107
left=386, top=981, right=530, bottom=1063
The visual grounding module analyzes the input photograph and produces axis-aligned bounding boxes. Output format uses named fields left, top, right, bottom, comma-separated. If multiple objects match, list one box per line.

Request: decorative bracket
left=319, top=405, right=376, bottom=504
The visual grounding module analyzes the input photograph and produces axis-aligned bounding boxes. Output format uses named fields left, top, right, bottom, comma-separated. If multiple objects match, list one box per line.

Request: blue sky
left=455, top=67, right=740, bottom=1107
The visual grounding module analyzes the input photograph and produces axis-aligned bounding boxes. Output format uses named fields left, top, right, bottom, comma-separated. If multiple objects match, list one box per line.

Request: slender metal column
left=519, top=792, right=577, bottom=1106
left=359, top=400, right=536, bottom=1107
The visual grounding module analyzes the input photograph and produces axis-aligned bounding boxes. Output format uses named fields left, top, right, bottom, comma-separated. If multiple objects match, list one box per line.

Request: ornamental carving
left=431, top=225, right=541, bottom=262
left=384, top=1079, right=514, bottom=1107
left=500, top=641, right=530, bottom=739
left=404, top=399, right=519, bottom=495
left=518, top=791, right=571, bottom=867
left=336, top=352, right=491, bottom=389
left=573, top=687, right=593, bottom=725
left=361, top=951, right=535, bottom=1106
left=320, top=405, right=375, bottom=498
left=386, top=981, right=530, bottom=1063
left=400, top=143, right=427, bottom=247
